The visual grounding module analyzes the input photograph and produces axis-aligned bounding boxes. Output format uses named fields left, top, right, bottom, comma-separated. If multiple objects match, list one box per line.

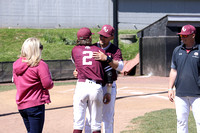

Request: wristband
left=106, top=55, right=113, bottom=63
left=168, top=88, right=175, bottom=91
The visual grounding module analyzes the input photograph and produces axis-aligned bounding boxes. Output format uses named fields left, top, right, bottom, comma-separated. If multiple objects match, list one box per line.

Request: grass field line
left=118, top=86, right=168, bottom=90
left=117, top=88, right=169, bottom=100
left=135, top=75, right=152, bottom=78
left=117, top=87, right=129, bottom=90
left=136, top=93, right=168, bottom=100
left=154, top=94, right=169, bottom=100
left=56, top=88, right=74, bottom=93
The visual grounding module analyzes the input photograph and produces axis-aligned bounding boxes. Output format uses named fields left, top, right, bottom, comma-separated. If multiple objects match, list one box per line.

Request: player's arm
left=71, top=50, right=78, bottom=78
left=103, top=67, right=113, bottom=104
left=102, top=50, right=113, bottom=104
left=71, top=56, right=78, bottom=78
left=93, top=49, right=113, bottom=104
left=109, top=59, right=123, bottom=71
left=73, top=68, right=78, bottom=78
left=168, top=49, right=177, bottom=102
left=168, top=68, right=177, bottom=102
left=93, top=50, right=124, bottom=71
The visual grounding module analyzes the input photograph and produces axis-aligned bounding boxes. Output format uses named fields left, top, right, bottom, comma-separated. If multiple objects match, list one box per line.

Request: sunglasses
left=180, top=34, right=190, bottom=38
left=100, top=35, right=108, bottom=38
left=40, top=44, right=43, bottom=50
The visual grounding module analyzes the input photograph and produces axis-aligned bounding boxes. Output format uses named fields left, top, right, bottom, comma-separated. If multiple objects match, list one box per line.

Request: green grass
left=121, top=109, right=196, bottom=133
left=0, top=28, right=139, bottom=62
left=118, top=30, right=139, bottom=60
left=54, top=81, right=76, bottom=86
left=0, top=84, right=16, bottom=92
left=0, top=28, right=78, bottom=61
left=0, top=81, right=76, bottom=92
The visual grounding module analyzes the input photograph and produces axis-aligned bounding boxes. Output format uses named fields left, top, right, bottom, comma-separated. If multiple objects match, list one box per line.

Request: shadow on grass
left=0, top=91, right=167, bottom=117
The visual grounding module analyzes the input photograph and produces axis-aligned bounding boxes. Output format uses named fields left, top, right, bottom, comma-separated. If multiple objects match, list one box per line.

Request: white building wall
left=1, top=0, right=200, bottom=30
left=0, top=0, right=113, bottom=29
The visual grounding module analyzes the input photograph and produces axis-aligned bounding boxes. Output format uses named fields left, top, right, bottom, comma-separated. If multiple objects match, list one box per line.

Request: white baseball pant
left=85, top=81, right=117, bottom=133
left=73, top=79, right=103, bottom=131
left=175, top=96, right=200, bottom=133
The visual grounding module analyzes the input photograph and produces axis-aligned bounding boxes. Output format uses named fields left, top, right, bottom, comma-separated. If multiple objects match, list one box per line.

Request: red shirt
left=72, top=45, right=107, bottom=82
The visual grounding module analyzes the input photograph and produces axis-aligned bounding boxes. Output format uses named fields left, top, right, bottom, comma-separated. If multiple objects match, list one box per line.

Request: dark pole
left=139, top=31, right=143, bottom=75
left=113, top=0, right=118, bottom=47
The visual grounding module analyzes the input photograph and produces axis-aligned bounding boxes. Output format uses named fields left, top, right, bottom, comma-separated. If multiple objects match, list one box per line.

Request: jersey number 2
left=82, top=51, right=93, bottom=65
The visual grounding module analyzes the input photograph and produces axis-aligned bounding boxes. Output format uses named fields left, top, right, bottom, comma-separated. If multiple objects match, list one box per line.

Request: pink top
left=13, top=57, right=54, bottom=110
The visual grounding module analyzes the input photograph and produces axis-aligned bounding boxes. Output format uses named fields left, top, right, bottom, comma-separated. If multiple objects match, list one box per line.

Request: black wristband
left=106, top=70, right=113, bottom=84
left=106, top=55, right=113, bottom=63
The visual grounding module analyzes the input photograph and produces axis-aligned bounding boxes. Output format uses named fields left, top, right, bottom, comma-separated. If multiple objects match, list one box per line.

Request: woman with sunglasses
left=168, top=24, right=200, bottom=133
left=13, top=37, right=54, bottom=133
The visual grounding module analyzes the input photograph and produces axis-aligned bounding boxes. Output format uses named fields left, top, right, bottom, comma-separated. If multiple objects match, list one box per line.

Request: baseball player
left=84, top=25, right=124, bottom=133
left=71, top=27, right=113, bottom=133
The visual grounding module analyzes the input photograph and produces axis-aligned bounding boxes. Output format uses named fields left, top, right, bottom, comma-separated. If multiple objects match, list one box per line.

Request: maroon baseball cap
left=98, top=25, right=115, bottom=37
left=178, top=24, right=196, bottom=35
left=77, top=27, right=94, bottom=40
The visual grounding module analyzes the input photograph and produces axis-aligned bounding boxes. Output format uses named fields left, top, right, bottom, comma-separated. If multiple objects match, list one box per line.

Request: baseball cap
left=77, top=27, right=94, bottom=40
left=178, top=24, right=196, bottom=35
left=98, top=25, right=115, bottom=37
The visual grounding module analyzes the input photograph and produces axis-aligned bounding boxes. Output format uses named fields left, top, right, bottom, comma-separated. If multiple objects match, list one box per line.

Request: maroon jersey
left=95, top=42, right=123, bottom=81
left=72, top=45, right=106, bottom=82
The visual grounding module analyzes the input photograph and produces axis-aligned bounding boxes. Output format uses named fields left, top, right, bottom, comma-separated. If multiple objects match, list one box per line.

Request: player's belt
left=78, top=79, right=102, bottom=85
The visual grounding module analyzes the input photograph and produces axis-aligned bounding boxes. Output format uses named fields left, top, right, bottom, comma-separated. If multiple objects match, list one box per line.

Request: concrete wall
left=1, top=0, right=200, bottom=29
left=0, top=0, right=113, bottom=29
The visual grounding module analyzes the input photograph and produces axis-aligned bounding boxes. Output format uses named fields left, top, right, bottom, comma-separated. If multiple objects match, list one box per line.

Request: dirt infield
left=0, top=75, right=175, bottom=133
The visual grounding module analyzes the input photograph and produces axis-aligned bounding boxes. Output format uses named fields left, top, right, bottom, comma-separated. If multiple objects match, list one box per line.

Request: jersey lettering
left=82, top=51, right=93, bottom=65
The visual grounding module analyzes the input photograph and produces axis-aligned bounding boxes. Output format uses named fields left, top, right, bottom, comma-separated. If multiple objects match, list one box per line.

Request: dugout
left=137, top=15, right=200, bottom=77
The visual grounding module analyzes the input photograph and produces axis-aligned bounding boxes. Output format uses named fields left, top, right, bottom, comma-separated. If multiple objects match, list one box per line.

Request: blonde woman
left=13, top=37, right=54, bottom=133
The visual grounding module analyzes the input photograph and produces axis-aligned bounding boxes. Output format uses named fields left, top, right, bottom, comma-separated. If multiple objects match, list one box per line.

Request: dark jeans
left=19, top=104, right=45, bottom=133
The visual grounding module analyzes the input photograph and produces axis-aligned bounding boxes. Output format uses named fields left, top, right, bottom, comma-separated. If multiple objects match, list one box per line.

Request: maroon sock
left=73, top=129, right=82, bottom=133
